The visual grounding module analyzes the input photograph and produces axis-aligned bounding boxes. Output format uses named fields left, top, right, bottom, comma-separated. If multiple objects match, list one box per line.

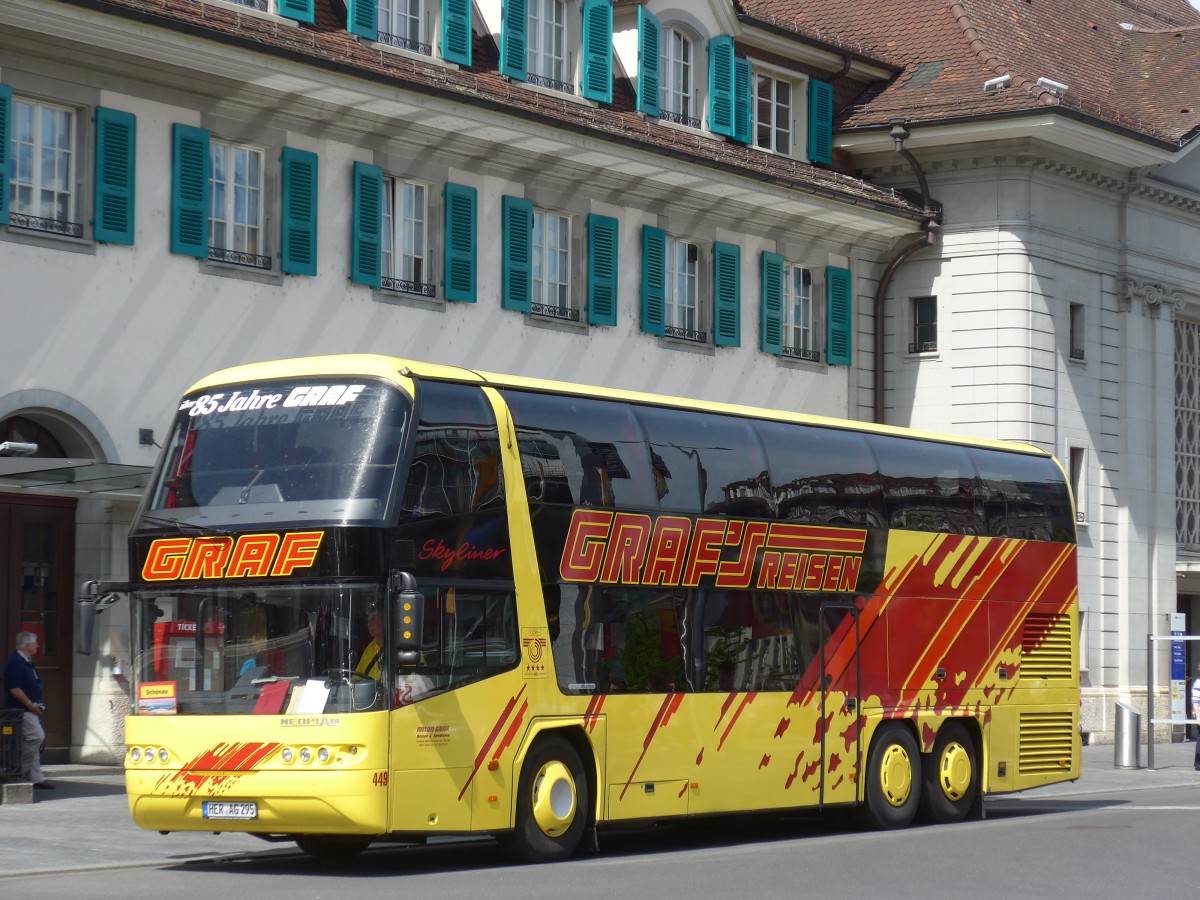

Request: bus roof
left=186, top=354, right=1054, bottom=461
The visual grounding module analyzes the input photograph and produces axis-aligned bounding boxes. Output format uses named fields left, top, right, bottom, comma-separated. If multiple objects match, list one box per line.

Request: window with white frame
left=381, top=175, right=433, bottom=296
left=9, top=97, right=81, bottom=237
left=665, top=237, right=702, bottom=340
left=910, top=296, right=937, bottom=353
left=378, top=0, right=429, bottom=54
left=528, top=0, right=568, bottom=90
left=1069, top=302, right=1085, bottom=360
left=783, top=264, right=818, bottom=361
left=659, top=27, right=698, bottom=128
left=209, top=139, right=267, bottom=268
left=754, top=70, right=794, bottom=156
left=532, top=209, right=573, bottom=319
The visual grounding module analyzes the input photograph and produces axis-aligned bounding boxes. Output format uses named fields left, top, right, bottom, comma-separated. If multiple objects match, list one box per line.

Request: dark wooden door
left=1, top=496, right=76, bottom=762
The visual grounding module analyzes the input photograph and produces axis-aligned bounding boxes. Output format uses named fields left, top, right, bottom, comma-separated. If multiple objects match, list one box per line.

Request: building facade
left=3, top=0, right=1199, bottom=762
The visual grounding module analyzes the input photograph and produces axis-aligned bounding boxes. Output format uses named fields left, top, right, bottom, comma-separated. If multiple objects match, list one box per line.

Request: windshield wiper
left=239, top=469, right=266, bottom=504
left=137, top=514, right=230, bottom=535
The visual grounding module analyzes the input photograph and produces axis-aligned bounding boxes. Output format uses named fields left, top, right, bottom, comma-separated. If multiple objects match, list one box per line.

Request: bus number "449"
left=373, top=772, right=389, bottom=787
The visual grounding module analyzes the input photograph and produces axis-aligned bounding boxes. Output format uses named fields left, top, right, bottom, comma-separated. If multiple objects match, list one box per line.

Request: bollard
left=1114, top=702, right=1140, bottom=769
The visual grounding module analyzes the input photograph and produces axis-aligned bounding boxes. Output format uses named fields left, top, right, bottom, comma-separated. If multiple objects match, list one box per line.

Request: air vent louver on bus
left=1018, top=711, right=1075, bottom=774
left=1020, top=612, right=1073, bottom=680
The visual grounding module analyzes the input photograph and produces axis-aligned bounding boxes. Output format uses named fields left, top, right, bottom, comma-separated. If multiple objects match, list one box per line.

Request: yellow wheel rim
left=531, top=761, right=577, bottom=838
left=938, top=741, right=972, bottom=801
left=879, top=743, right=913, bottom=808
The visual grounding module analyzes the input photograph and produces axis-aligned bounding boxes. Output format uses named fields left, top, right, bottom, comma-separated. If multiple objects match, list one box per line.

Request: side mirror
left=75, top=581, right=125, bottom=655
left=390, top=570, right=424, bottom=667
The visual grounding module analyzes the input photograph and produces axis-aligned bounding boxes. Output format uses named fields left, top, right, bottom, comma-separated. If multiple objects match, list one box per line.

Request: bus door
left=818, top=601, right=860, bottom=806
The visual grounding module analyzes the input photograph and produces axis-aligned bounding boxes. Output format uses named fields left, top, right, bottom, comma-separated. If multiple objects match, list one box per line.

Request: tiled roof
left=53, top=0, right=922, bottom=219
left=739, top=0, right=1200, bottom=146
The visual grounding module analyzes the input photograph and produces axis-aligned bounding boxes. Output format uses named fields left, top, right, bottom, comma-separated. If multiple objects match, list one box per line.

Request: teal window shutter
left=170, top=123, right=210, bottom=258
left=278, top=0, right=315, bottom=25
left=707, top=36, right=734, bottom=137
left=351, top=161, right=383, bottom=288
left=640, top=224, right=665, bottom=336
left=347, top=0, right=378, bottom=41
left=826, top=265, right=852, bottom=366
left=760, top=251, right=783, bottom=355
left=94, top=107, right=136, bottom=245
left=502, top=195, right=533, bottom=313
left=500, top=0, right=528, bottom=81
left=587, top=213, right=618, bottom=326
left=636, top=7, right=659, bottom=117
left=281, top=147, right=318, bottom=276
left=0, top=84, right=11, bottom=226
left=733, top=58, right=752, bottom=144
left=581, top=0, right=613, bottom=104
left=807, top=80, right=833, bottom=165
left=444, top=182, right=477, bottom=302
left=712, top=241, right=740, bottom=347
left=441, top=0, right=472, bottom=65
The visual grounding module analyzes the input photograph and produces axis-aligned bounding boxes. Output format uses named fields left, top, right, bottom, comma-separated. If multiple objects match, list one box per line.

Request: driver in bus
left=354, top=601, right=384, bottom=681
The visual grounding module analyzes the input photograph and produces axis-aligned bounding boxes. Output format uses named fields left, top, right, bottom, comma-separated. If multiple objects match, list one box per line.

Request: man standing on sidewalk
left=4, top=632, right=52, bottom=790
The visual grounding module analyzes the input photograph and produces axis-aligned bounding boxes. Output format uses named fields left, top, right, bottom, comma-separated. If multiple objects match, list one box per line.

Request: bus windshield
left=130, top=582, right=386, bottom=716
left=140, top=377, right=410, bottom=528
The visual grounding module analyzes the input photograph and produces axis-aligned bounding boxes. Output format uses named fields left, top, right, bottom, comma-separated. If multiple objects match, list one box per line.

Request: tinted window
left=873, top=435, right=983, bottom=534
left=399, top=381, right=503, bottom=518
left=634, top=406, right=769, bottom=516
left=970, top=447, right=1075, bottom=541
left=757, top=420, right=884, bottom=527
left=503, top=391, right=659, bottom=510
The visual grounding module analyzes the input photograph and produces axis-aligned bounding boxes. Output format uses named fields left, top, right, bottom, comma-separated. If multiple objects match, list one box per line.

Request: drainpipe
left=872, top=120, right=941, bottom=424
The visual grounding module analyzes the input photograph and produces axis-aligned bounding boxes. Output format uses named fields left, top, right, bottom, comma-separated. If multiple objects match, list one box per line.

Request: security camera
left=983, top=74, right=1012, bottom=93
left=1036, top=76, right=1068, bottom=96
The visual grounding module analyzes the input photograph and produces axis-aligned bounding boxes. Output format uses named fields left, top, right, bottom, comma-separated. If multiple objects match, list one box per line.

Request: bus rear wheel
left=919, top=721, right=977, bottom=824
left=501, top=734, right=588, bottom=864
left=857, top=723, right=921, bottom=830
left=295, top=835, right=371, bottom=860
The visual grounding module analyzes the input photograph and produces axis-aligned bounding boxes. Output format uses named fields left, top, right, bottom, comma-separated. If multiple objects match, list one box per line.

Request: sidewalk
left=2, top=739, right=1198, bottom=877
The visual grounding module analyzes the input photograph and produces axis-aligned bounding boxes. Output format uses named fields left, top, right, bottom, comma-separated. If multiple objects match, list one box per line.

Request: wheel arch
left=507, top=721, right=600, bottom=830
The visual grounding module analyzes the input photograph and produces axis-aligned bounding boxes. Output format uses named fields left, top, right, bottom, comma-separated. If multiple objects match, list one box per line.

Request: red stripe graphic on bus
left=157, top=741, right=281, bottom=796
left=458, top=687, right=528, bottom=800
left=583, top=694, right=605, bottom=733
left=619, top=693, right=685, bottom=800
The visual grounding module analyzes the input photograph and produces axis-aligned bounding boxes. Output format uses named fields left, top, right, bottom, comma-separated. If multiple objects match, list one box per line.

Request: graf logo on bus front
left=558, top=509, right=867, bottom=593
left=141, top=531, right=325, bottom=581
left=181, top=384, right=366, bottom=417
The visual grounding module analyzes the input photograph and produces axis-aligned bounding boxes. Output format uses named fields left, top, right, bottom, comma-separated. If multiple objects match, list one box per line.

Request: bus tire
left=919, top=721, right=977, bottom=824
left=295, top=835, right=371, bottom=860
left=856, top=722, right=921, bottom=830
left=501, top=734, right=588, bottom=864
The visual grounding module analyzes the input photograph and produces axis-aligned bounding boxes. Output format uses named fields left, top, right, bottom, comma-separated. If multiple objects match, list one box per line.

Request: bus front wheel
left=857, top=723, right=921, bottom=830
left=919, top=721, right=977, bottom=824
left=295, top=835, right=371, bottom=860
left=501, top=734, right=588, bottom=863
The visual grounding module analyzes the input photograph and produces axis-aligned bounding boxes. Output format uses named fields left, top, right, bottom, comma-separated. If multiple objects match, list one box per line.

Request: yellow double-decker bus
left=95, top=354, right=1079, bottom=861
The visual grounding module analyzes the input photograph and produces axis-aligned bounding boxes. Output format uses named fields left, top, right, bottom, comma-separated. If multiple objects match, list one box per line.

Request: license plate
left=202, top=801, right=257, bottom=820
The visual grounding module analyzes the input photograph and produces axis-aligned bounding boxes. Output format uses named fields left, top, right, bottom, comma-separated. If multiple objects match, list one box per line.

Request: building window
left=9, top=97, right=81, bottom=237
left=754, top=72, right=793, bottom=155
left=1069, top=446, right=1087, bottom=525
left=910, top=296, right=937, bottom=353
left=1176, top=320, right=1200, bottom=547
left=659, top=27, right=698, bottom=128
left=665, top=237, right=702, bottom=341
left=1070, top=302, right=1085, bottom=360
left=381, top=176, right=434, bottom=297
left=528, top=0, right=568, bottom=90
left=783, top=265, right=818, bottom=361
left=208, top=140, right=268, bottom=268
left=532, top=209, right=573, bottom=319
left=224, top=0, right=268, bottom=10
left=378, top=0, right=429, bottom=54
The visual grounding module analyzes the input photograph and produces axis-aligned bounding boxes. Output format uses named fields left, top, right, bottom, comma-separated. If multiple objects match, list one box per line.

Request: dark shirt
left=4, top=650, right=41, bottom=709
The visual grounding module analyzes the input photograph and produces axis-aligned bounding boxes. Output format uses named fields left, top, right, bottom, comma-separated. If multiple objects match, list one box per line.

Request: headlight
left=158, top=748, right=169, bottom=763
left=282, top=748, right=294, bottom=763
left=317, top=747, right=329, bottom=763
left=130, top=748, right=141, bottom=762
left=299, top=747, right=312, bottom=763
